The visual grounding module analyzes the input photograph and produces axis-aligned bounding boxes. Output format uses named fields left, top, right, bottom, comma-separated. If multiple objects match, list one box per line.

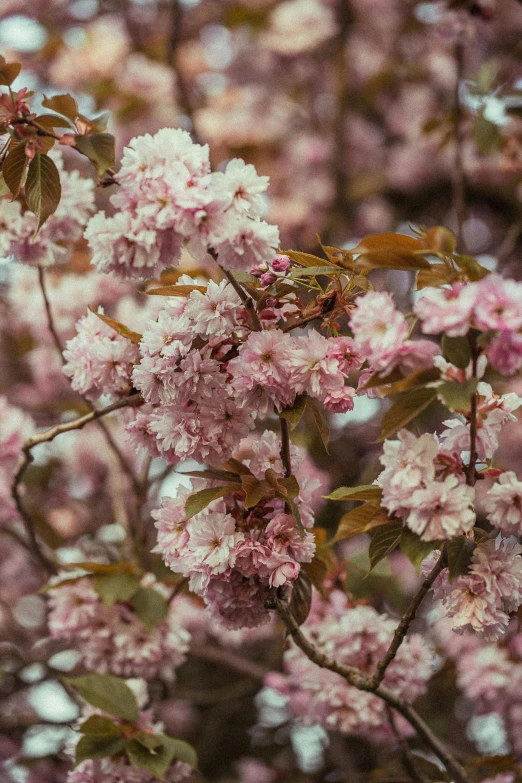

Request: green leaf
left=472, top=115, right=502, bottom=155
left=90, top=309, right=142, bottom=343
left=368, top=521, right=403, bottom=571
left=442, top=334, right=471, bottom=369
left=75, top=734, right=128, bottom=766
left=74, top=133, right=115, bottom=176
left=290, top=570, right=312, bottom=626
left=241, top=475, right=271, bottom=509
left=278, top=474, right=300, bottom=499
left=377, top=387, right=438, bottom=442
left=65, top=674, right=139, bottom=722
left=381, top=366, right=441, bottom=396
left=453, top=254, right=490, bottom=282
left=400, top=529, right=440, bottom=573
left=93, top=572, right=141, bottom=607
left=437, top=378, right=478, bottom=413
left=280, top=394, right=307, bottom=430
left=301, top=554, right=328, bottom=597
left=306, top=396, right=330, bottom=453
left=25, top=152, right=61, bottom=231
left=352, top=233, right=430, bottom=271
left=79, top=715, right=123, bottom=736
left=0, top=58, right=21, bottom=86
left=184, top=484, right=239, bottom=519
left=142, top=284, right=207, bottom=296
left=133, top=731, right=163, bottom=751
left=447, top=536, right=475, bottom=580
left=283, top=249, right=331, bottom=268
left=220, top=458, right=253, bottom=476
left=324, top=484, right=382, bottom=502
left=35, top=113, right=74, bottom=130
left=2, top=142, right=28, bottom=198
left=289, top=265, right=343, bottom=278
left=332, top=503, right=390, bottom=544
left=126, top=735, right=197, bottom=780
left=42, top=93, right=79, bottom=121
left=131, top=587, right=169, bottom=632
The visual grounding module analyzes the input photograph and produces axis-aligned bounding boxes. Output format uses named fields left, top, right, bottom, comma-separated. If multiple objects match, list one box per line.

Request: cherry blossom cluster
left=415, top=274, right=522, bottom=376
left=60, top=275, right=364, bottom=467
left=425, top=538, right=522, bottom=640
left=63, top=309, right=140, bottom=402
left=266, top=589, right=433, bottom=740
left=0, top=396, right=34, bottom=526
left=153, top=432, right=323, bottom=628
left=0, top=150, right=95, bottom=267
left=67, top=680, right=193, bottom=783
left=47, top=573, right=191, bottom=679
left=84, top=128, right=278, bottom=279
left=376, top=428, right=475, bottom=542
left=350, top=290, right=440, bottom=378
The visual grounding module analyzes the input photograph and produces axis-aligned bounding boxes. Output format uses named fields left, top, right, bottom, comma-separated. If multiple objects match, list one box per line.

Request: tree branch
left=271, top=594, right=470, bottom=783
left=10, top=394, right=142, bottom=575
left=190, top=643, right=269, bottom=681
left=386, top=706, right=431, bottom=783
left=453, top=41, right=467, bottom=253
left=279, top=416, right=292, bottom=478
left=368, top=547, right=446, bottom=689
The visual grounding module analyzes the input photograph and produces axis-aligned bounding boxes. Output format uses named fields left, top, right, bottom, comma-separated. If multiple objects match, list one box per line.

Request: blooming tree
left=2, top=3, right=522, bottom=783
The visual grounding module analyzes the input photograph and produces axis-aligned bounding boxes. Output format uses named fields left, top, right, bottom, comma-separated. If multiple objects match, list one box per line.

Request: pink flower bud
left=271, top=254, right=291, bottom=273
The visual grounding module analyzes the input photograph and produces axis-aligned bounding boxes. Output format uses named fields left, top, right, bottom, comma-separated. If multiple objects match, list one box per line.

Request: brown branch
left=210, top=251, right=262, bottom=331
left=369, top=547, right=446, bottom=689
left=279, top=416, right=292, bottom=478
left=36, top=267, right=141, bottom=493
left=23, top=394, right=142, bottom=451
left=10, top=394, right=142, bottom=575
left=281, top=312, right=322, bottom=333
left=453, top=41, right=467, bottom=253
left=166, top=0, right=201, bottom=144
left=190, top=643, right=269, bottom=681
left=37, top=267, right=65, bottom=364
left=386, top=706, right=431, bottom=783
left=466, top=333, right=479, bottom=488
left=271, top=595, right=471, bottom=783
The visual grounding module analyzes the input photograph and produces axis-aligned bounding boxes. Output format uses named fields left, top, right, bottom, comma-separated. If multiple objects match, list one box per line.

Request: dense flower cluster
left=153, top=432, right=323, bottom=627
left=415, top=275, right=522, bottom=375
left=84, top=129, right=277, bottom=278
left=266, top=590, right=433, bottom=740
left=426, top=537, right=522, bottom=639
left=376, top=429, right=475, bottom=541
left=47, top=574, right=191, bottom=679
left=63, top=309, right=140, bottom=401
left=350, top=291, right=440, bottom=377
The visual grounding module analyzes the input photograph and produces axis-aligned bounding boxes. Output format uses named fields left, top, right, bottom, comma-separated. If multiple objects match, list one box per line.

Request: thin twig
left=167, top=0, right=202, bottom=144
left=10, top=394, right=142, bottom=575
left=190, top=643, right=269, bottom=681
left=37, top=267, right=141, bottom=493
left=22, top=394, right=142, bottom=451
left=38, top=267, right=65, bottom=364
left=369, top=547, right=446, bottom=689
left=453, top=41, right=467, bottom=253
left=211, top=252, right=262, bottom=331
left=271, top=595, right=471, bottom=783
left=279, top=417, right=292, bottom=478
left=386, top=706, right=431, bottom=783
left=281, top=312, right=322, bottom=333
left=466, top=333, right=479, bottom=488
